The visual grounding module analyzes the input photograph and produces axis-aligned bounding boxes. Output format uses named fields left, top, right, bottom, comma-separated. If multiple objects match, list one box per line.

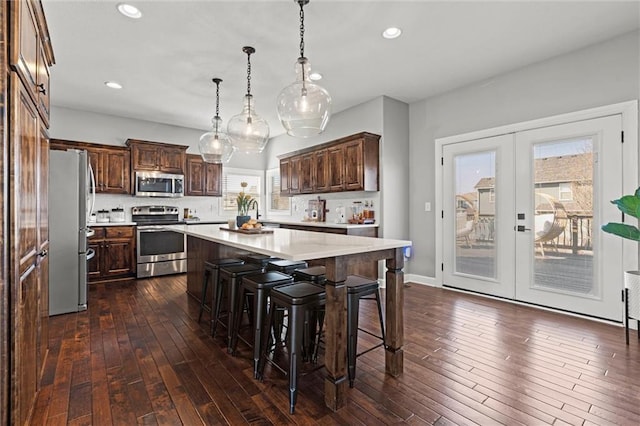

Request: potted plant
left=236, top=181, right=257, bottom=228
left=601, top=187, right=640, bottom=342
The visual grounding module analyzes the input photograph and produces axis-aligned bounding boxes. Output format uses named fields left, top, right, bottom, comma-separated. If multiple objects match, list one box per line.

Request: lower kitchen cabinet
left=88, top=226, right=136, bottom=283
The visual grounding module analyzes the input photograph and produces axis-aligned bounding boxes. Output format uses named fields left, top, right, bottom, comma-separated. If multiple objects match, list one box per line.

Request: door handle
left=38, top=249, right=48, bottom=258
left=515, top=225, right=531, bottom=232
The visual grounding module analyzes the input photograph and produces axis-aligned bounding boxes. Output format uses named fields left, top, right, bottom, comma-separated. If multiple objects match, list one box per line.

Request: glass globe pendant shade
left=199, top=116, right=235, bottom=163
left=277, top=57, right=331, bottom=138
left=227, top=94, right=270, bottom=154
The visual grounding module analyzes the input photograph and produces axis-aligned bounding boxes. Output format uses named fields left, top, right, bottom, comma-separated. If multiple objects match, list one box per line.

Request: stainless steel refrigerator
left=49, top=149, right=95, bottom=315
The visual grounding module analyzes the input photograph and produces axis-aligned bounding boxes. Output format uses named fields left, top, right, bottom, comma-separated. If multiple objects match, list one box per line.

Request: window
left=559, top=182, right=572, bottom=201
left=221, top=168, right=262, bottom=214
left=266, top=168, right=291, bottom=215
left=489, top=187, right=495, bottom=203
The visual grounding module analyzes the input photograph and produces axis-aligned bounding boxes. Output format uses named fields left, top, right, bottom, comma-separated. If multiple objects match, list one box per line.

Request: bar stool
left=229, top=271, right=294, bottom=377
left=243, top=253, right=278, bottom=267
left=198, top=258, right=244, bottom=324
left=345, top=275, right=385, bottom=388
left=292, top=265, right=326, bottom=285
left=213, top=263, right=264, bottom=344
left=258, top=282, right=326, bottom=414
left=267, top=259, right=308, bottom=275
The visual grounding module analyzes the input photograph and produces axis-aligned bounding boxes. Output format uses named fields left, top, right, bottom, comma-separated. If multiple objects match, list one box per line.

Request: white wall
left=409, top=30, right=640, bottom=278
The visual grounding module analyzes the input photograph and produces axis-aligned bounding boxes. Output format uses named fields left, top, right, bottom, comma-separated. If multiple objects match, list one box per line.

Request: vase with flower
left=236, top=181, right=257, bottom=228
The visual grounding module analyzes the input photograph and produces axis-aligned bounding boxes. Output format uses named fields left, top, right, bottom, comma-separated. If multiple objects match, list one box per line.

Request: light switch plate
left=425, top=202, right=431, bottom=212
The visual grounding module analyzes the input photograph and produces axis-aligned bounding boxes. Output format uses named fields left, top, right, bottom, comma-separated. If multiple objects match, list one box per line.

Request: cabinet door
left=36, top=253, right=49, bottom=381
left=300, top=153, right=315, bottom=193
left=102, top=149, right=130, bottom=194
left=103, top=239, right=134, bottom=277
left=343, top=139, right=364, bottom=191
left=131, top=144, right=160, bottom=171
left=10, top=0, right=39, bottom=104
left=186, top=155, right=205, bottom=196
left=160, top=147, right=185, bottom=174
left=87, top=149, right=102, bottom=192
left=205, top=163, right=222, bottom=196
left=314, top=149, right=329, bottom=193
left=327, top=145, right=345, bottom=191
left=37, top=125, right=49, bottom=377
left=87, top=241, right=103, bottom=281
left=289, top=156, right=301, bottom=194
left=18, top=265, right=38, bottom=426
left=280, top=159, right=291, bottom=195
left=36, top=45, right=50, bottom=127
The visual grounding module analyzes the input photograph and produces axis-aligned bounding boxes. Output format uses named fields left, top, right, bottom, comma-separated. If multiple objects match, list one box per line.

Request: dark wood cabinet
left=279, top=132, right=380, bottom=196
left=5, top=2, right=55, bottom=423
left=88, top=226, right=136, bottom=283
left=126, top=139, right=188, bottom=174
left=50, top=140, right=131, bottom=194
left=185, top=154, right=222, bottom=196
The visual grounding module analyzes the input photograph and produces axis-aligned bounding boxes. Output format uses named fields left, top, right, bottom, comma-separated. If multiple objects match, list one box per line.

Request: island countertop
left=164, top=224, right=410, bottom=262
left=260, top=218, right=379, bottom=229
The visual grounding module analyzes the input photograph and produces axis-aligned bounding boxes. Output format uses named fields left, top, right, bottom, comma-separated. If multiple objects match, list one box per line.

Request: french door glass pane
left=532, top=138, right=594, bottom=295
left=454, top=151, right=496, bottom=279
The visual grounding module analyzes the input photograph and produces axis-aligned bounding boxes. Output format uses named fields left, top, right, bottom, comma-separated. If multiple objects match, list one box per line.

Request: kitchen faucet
left=255, top=202, right=261, bottom=220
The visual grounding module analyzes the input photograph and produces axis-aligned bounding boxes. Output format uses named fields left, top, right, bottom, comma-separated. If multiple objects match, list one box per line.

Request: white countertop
left=165, top=224, right=410, bottom=262
left=261, top=218, right=378, bottom=229
left=89, top=221, right=136, bottom=226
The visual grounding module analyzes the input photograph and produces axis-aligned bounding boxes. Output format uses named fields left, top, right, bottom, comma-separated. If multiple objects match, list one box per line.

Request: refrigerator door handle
left=86, top=248, right=95, bottom=261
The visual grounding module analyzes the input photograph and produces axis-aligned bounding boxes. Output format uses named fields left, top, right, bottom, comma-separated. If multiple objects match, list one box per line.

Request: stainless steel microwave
left=134, top=171, right=184, bottom=197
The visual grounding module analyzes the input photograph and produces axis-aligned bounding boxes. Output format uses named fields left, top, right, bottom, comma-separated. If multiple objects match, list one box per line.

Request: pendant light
left=227, top=46, right=270, bottom=154
left=199, top=78, right=235, bottom=163
left=276, top=0, right=331, bottom=138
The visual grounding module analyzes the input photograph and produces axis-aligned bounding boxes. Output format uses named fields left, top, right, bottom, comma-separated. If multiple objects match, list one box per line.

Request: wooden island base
left=182, top=229, right=408, bottom=411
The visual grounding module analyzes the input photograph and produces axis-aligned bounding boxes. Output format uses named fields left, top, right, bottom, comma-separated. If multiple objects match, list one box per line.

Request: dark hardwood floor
left=32, top=275, right=640, bottom=425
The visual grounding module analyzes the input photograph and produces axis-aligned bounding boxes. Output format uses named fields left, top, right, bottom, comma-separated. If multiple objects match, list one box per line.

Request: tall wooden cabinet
left=4, top=1, right=55, bottom=424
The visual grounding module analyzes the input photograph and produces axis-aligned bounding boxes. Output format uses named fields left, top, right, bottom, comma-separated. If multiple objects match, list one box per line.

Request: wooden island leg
left=323, top=257, right=348, bottom=411
left=385, top=248, right=404, bottom=376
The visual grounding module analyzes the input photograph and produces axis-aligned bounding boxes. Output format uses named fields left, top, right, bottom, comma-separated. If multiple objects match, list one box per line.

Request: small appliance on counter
left=110, top=207, right=125, bottom=223
left=304, top=197, right=328, bottom=222
left=96, top=209, right=110, bottom=223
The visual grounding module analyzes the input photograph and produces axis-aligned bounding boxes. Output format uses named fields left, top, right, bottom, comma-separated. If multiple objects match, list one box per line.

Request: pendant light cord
left=299, top=1, right=305, bottom=59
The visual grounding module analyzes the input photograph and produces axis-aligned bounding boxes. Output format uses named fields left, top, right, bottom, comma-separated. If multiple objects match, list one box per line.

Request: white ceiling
left=42, top=0, right=640, bottom=138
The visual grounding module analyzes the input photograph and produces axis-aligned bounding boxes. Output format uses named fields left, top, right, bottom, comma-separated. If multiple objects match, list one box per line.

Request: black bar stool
left=229, top=271, right=294, bottom=377
left=243, top=253, right=279, bottom=267
left=345, top=275, right=385, bottom=388
left=258, top=281, right=326, bottom=414
left=267, top=259, right=308, bottom=274
left=213, top=263, right=264, bottom=344
left=198, top=258, right=244, bottom=324
left=292, top=265, right=326, bottom=285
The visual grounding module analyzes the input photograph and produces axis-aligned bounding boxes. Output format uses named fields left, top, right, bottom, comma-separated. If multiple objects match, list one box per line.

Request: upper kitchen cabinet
left=279, top=132, right=380, bottom=196
left=50, top=140, right=131, bottom=194
left=10, top=0, right=54, bottom=127
left=126, top=139, right=188, bottom=174
left=185, top=154, right=222, bottom=196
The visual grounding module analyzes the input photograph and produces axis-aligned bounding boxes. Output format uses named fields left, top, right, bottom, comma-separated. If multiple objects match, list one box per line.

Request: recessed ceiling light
left=105, top=81, right=123, bottom=89
left=382, top=27, right=402, bottom=40
left=117, top=3, right=142, bottom=19
left=309, top=72, right=323, bottom=81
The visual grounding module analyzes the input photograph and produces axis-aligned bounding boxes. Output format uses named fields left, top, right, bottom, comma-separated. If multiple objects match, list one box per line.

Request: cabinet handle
left=38, top=249, right=48, bottom=258
left=37, top=83, right=46, bottom=95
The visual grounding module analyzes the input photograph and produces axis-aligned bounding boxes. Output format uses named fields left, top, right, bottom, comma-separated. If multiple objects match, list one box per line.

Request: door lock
left=515, top=225, right=531, bottom=232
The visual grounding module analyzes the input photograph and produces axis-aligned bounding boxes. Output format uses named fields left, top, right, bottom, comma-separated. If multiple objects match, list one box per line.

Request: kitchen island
left=164, top=224, right=411, bottom=411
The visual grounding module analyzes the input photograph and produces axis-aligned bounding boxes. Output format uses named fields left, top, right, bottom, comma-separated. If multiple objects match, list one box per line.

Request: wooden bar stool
left=258, top=282, right=326, bottom=414
left=213, top=263, right=264, bottom=344
left=229, top=271, right=294, bottom=377
left=198, top=258, right=244, bottom=324
left=267, top=259, right=308, bottom=274
left=345, top=275, right=385, bottom=388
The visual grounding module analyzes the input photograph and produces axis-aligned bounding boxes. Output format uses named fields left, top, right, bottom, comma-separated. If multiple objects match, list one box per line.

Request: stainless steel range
left=132, top=205, right=186, bottom=278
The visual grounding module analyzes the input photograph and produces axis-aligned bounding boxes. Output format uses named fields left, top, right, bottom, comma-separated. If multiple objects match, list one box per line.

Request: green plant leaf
left=601, top=222, right=640, bottom=241
left=611, top=193, right=640, bottom=219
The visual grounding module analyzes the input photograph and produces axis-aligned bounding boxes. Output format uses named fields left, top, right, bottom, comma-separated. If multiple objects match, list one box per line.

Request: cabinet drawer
left=89, top=227, right=105, bottom=240
left=106, top=226, right=134, bottom=239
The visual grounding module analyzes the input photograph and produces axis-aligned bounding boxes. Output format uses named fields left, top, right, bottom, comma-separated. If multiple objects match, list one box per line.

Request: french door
left=442, top=115, right=623, bottom=320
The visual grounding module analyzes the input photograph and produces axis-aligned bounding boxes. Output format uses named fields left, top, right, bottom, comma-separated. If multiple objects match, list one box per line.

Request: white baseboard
left=377, top=274, right=438, bottom=288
